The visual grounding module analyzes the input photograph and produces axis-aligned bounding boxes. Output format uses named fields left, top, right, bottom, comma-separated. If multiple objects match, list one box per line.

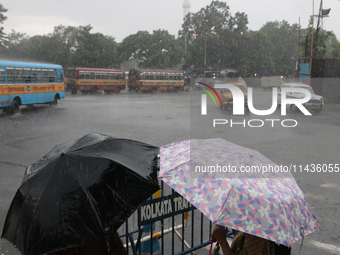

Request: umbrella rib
left=77, top=149, right=154, bottom=167
left=73, top=172, right=105, bottom=237
left=213, top=179, right=238, bottom=224
left=160, top=156, right=201, bottom=177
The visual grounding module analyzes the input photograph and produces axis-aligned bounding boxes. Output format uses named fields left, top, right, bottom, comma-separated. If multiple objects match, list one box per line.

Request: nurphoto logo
left=199, top=83, right=312, bottom=128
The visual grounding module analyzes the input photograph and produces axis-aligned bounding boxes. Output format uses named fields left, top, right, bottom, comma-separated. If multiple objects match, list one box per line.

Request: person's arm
left=212, top=225, right=234, bottom=255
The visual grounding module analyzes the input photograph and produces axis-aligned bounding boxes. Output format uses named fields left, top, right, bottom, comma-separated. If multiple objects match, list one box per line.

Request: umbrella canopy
left=2, top=133, right=160, bottom=255
left=159, top=138, right=320, bottom=247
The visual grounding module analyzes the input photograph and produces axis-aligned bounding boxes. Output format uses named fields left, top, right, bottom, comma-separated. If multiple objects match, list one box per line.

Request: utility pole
left=182, top=0, right=191, bottom=70
left=309, top=0, right=314, bottom=86
left=204, top=37, right=207, bottom=67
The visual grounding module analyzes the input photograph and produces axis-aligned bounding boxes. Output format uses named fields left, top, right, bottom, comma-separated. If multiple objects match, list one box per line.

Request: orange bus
left=128, top=69, right=184, bottom=93
left=65, top=67, right=126, bottom=94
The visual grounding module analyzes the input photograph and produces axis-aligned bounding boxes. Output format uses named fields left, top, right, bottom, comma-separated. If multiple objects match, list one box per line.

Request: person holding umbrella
left=2, top=133, right=160, bottom=255
left=212, top=225, right=270, bottom=255
left=212, top=225, right=292, bottom=255
left=159, top=139, right=314, bottom=254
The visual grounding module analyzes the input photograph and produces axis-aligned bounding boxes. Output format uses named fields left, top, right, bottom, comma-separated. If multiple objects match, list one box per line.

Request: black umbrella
left=1, top=133, right=160, bottom=255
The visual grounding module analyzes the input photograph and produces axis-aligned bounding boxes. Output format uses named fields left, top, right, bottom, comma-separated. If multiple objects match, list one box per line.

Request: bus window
left=15, top=68, right=24, bottom=83
left=99, top=73, right=105, bottom=79
left=79, top=71, right=85, bottom=79
left=67, top=69, right=77, bottom=79
left=24, top=68, right=32, bottom=83
left=141, top=72, right=145, bottom=80
left=145, top=72, right=149, bottom=80
left=85, top=72, right=90, bottom=79
left=57, top=70, right=63, bottom=83
left=129, top=69, right=137, bottom=75
left=90, top=72, right=95, bottom=79
left=48, top=69, right=55, bottom=83
left=37, top=69, right=42, bottom=83
left=150, top=72, right=155, bottom=80
left=42, top=69, right=49, bottom=83
left=0, top=69, right=5, bottom=84
left=31, top=69, right=37, bottom=83
left=6, top=68, right=15, bottom=84
left=169, top=74, right=174, bottom=80
left=164, top=73, right=168, bottom=80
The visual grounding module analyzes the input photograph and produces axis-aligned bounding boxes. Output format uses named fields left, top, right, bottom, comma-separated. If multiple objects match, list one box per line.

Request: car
left=277, top=83, right=324, bottom=112
left=219, top=82, right=248, bottom=110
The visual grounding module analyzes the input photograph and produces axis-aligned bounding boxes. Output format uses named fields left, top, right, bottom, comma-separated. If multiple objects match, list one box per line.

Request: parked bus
left=128, top=69, right=184, bottom=93
left=65, top=67, right=126, bottom=94
left=0, top=60, right=64, bottom=114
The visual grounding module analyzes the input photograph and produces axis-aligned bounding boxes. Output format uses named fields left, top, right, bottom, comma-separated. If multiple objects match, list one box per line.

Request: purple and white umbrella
left=159, top=138, right=320, bottom=247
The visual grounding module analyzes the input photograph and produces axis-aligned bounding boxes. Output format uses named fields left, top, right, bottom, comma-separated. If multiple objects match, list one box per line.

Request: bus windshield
left=66, top=69, right=78, bottom=79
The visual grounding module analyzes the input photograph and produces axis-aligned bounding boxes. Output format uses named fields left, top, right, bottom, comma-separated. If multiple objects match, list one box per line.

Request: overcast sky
left=1, top=0, right=340, bottom=42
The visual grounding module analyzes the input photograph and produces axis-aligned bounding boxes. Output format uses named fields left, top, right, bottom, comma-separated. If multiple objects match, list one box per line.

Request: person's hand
left=212, top=225, right=234, bottom=255
left=212, top=225, right=227, bottom=243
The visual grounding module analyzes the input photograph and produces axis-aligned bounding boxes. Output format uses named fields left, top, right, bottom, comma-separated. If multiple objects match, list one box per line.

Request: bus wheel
left=173, top=87, right=180, bottom=93
left=52, top=98, right=58, bottom=105
left=90, top=87, right=98, bottom=94
left=11, top=99, right=20, bottom=114
left=115, top=87, right=121, bottom=94
left=151, top=87, right=157, bottom=94
left=71, top=88, right=77, bottom=94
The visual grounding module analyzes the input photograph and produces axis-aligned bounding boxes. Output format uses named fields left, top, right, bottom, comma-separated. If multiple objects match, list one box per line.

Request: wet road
left=0, top=88, right=339, bottom=254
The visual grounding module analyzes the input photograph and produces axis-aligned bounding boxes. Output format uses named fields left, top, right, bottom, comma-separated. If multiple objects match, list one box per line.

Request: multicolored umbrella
left=159, top=138, right=320, bottom=247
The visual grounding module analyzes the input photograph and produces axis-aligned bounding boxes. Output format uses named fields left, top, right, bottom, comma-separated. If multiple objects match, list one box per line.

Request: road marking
left=320, top=183, right=340, bottom=190
left=309, top=240, right=340, bottom=254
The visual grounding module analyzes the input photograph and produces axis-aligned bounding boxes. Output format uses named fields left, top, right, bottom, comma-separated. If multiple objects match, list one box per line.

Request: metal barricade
left=117, top=181, right=216, bottom=255
left=117, top=156, right=236, bottom=255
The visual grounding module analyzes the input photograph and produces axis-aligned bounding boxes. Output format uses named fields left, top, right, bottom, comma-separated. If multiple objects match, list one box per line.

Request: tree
left=70, top=25, right=118, bottom=68
left=2, top=30, right=28, bottom=58
left=116, top=31, right=152, bottom=67
left=117, top=30, right=183, bottom=69
left=259, top=20, right=299, bottom=75
left=330, top=39, right=340, bottom=59
left=236, top=31, right=274, bottom=77
left=300, top=18, right=333, bottom=60
left=0, top=3, right=7, bottom=45
left=180, top=1, right=249, bottom=69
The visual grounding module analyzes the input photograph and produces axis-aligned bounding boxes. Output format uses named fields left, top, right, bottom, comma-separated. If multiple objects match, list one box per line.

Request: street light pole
left=185, top=33, right=187, bottom=64
left=204, top=37, right=207, bottom=67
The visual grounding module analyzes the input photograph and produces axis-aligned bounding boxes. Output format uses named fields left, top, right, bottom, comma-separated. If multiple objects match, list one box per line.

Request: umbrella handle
left=209, top=236, right=217, bottom=255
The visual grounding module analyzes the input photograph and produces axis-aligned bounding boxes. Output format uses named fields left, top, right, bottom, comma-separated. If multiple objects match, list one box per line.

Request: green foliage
left=259, top=20, right=299, bottom=75
left=117, top=30, right=183, bottom=69
left=0, top=3, right=7, bottom=44
left=300, top=18, right=336, bottom=60
left=1, top=25, right=118, bottom=69
left=0, top=0, right=338, bottom=75
left=330, top=40, right=340, bottom=59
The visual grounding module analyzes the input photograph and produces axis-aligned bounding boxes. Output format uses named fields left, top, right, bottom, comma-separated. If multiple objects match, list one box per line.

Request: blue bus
left=0, top=60, right=65, bottom=114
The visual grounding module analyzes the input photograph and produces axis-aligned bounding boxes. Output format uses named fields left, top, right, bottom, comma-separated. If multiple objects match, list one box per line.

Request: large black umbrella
left=1, top=133, right=160, bottom=255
